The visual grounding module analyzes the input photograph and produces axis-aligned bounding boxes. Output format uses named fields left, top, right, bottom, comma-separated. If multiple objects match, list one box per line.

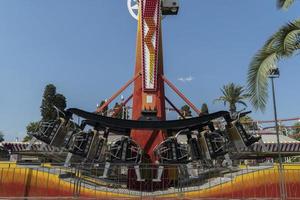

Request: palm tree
left=247, top=0, right=299, bottom=111
left=277, top=0, right=294, bottom=10
left=214, top=83, right=250, bottom=115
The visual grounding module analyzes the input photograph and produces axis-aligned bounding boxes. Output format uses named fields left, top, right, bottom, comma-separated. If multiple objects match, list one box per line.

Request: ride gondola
left=226, top=111, right=262, bottom=151
left=31, top=107, right=75, bottom=148
left=101, top=136, right=144, bottom=181
left=27, top=106, right=264, bottom=182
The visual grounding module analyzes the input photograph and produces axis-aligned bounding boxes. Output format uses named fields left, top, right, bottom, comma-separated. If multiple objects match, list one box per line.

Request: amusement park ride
left=27, top=0, right=265, bottom=190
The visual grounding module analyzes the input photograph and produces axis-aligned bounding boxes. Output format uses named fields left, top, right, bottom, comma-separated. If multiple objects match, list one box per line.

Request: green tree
left=214, top=83, right=250, bottom=115
left=41, top=84, right=56, bottom=120
left=54, top=93, right=67, bottom=111
left=23, top=121, right=40, bottom=142
left=293, top=122, right=300, bottom=134
left=22, top=135, right=32, bottom=142
left=0, top=131, right=4, bottom=142
left=40, top=84, right=67, bottom=121
left=247, top=0, right=299, bottom=111
left=180, top=105, right=192, bottom=118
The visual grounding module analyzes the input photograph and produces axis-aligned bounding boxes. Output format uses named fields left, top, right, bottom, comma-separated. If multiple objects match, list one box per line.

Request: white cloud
left=178, top=75, right=194, bottom=83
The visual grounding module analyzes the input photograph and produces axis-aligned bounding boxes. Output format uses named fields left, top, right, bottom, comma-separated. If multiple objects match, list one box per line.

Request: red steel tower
left=130, top=0, right=166, bottom=163
left=96, top=0, right=200, bottom=188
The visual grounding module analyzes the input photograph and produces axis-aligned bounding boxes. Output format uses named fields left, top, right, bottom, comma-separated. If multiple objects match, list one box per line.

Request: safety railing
left=0, top=162, right=299, bottom=199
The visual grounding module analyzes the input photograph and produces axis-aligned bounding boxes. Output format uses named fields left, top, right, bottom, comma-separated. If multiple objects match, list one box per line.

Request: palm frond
left=247, top=48, right=278, bottom=111
left=247, top=18, right=300, bottom=111
left=264, top=19, right=300, bottom=55
left=282, top=25, right=300, bottom=55
left=277, top=0, right=295, bottom=10
left=237, top=100, right=248, bottom=108
left=213, top=97, right=227, bottom=106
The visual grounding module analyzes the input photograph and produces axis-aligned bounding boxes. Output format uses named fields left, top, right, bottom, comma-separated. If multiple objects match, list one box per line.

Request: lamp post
left=268, top=67, right=285, bottom=199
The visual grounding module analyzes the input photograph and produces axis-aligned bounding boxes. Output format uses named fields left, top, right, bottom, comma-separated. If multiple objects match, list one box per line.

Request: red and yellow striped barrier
left=1, top=162, right=300, bottom=199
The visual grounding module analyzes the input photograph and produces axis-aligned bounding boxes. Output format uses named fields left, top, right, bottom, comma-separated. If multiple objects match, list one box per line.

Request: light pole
left=268, top=67, right=285, bottom=199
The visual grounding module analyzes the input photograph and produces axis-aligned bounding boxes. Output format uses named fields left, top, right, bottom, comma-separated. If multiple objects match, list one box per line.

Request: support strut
left=165, top=96, right=185, bottom=119
left=162, top=75, right=201, bottom=115
left=112, top=94, right=134, bottom=118
left=96, top=73, right=140, bottom=113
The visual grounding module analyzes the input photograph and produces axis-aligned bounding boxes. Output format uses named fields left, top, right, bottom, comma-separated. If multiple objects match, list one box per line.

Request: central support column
left=129, top=0, right=168, bottom=190
left=131, top=0, right=166, bottom=163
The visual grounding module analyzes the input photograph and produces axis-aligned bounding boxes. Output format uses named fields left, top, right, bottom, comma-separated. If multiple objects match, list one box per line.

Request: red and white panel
left=141, top=0, right=161, bottom=91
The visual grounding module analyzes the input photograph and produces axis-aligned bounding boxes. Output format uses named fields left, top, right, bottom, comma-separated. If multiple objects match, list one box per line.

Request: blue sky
left=0, top=0, right=300, bottom=141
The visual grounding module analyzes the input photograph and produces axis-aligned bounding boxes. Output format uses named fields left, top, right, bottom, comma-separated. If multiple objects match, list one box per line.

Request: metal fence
left=0, top=162, right=299, bottom=199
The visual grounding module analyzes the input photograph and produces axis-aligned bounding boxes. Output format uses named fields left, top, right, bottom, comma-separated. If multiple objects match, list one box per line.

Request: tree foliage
left=26, top=122, right=39, bottom=133
left=22, top=135, right=32, bottom=142
left=54, top=94, right=67, bottom=111
left=277, top=0, right=295, bottom=10
left=0, top=131, right=4, bottom=142
left=23, top=121, right=40, bottom=142
left=23, top=84, right=66, bottom=141
left=293, top=122, right=300, bottom=134
left=247, top=1, right=299, bottom=111
left=214, top=83, right=250, bottom=114
left=40, top=84, right=67, bottom=121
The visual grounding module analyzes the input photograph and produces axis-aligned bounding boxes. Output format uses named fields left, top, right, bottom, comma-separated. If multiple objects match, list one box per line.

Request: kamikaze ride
left=28, top=0, right=263, bottom=191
